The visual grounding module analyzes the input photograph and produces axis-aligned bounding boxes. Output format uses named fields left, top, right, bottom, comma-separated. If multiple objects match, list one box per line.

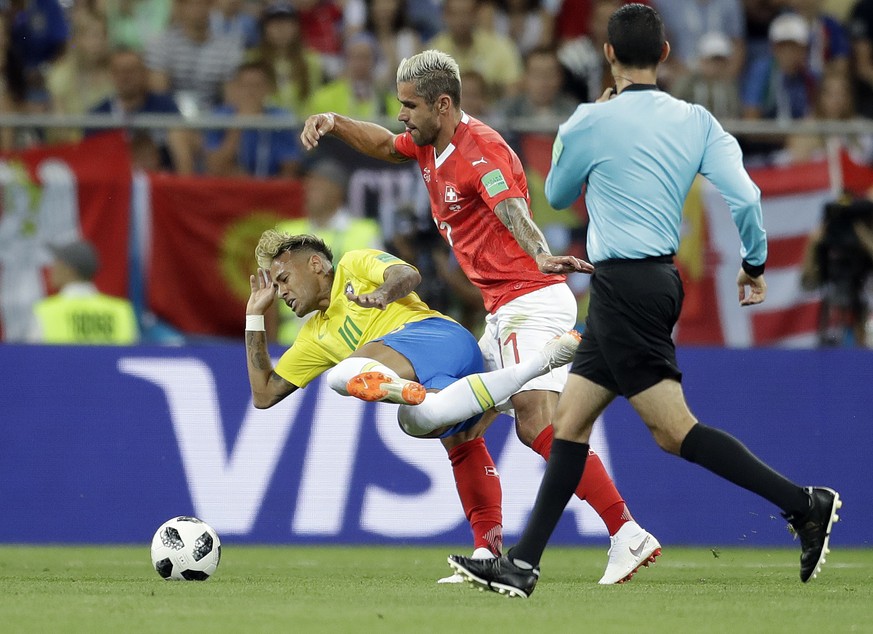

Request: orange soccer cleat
left=346, top=371, right=427, bottom=405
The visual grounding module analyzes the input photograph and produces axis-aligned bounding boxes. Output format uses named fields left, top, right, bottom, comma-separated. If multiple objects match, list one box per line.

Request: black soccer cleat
left=446, top=554, right=539, bottom=598
left=783, top=486, right=842, bottom=583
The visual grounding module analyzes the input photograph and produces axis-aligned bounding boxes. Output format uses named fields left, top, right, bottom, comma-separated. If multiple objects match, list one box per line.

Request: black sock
left=680, top=423, right=809, bottom=517
left=509, top=439, right=589, bottom=567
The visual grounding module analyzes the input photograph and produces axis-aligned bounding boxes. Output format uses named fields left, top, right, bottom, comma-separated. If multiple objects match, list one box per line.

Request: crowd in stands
left=1, top=0, right=872, bottom=172
left=3, top=0, right=873, bottom=344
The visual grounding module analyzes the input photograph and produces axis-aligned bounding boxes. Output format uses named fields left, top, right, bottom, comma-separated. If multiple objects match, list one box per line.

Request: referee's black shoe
left=783, top=486, right=842, bottom=582
left=446, top=554, right=539, bottom=598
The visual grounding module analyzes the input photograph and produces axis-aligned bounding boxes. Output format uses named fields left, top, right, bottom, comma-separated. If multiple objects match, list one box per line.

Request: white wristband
left=245, top=314, right=265, bottom=331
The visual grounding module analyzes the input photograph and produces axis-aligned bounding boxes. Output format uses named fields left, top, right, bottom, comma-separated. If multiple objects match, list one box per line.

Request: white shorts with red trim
left=478, top=282, right=577, bottom=412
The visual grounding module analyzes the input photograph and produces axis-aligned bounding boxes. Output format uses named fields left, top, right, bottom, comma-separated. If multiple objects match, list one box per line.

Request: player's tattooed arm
left=494, top=197, right=553, bottom=260
left=247, top=331, right=271, bottom=371
left=245, top=268, right=298, bottom=406
left=493, top=197, right=594, bottom=275
left=245, top=330, right=297, bottom=408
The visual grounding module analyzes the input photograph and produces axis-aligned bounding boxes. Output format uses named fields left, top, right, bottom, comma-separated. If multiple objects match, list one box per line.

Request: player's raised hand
left=247, top=268, right=276, bottom=315
left=737, top=269, right=767, bottom=306
left=536, top=254, right=595, bottom=275
left=300, top=113, right=336, bottom=150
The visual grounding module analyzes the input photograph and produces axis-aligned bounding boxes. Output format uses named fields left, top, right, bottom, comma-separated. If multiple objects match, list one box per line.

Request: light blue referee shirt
left=546, top=84, right=767, bottom=268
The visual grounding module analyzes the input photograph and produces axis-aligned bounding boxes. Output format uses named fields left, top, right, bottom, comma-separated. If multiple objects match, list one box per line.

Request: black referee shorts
left=571, top=255, right=684, bottom=397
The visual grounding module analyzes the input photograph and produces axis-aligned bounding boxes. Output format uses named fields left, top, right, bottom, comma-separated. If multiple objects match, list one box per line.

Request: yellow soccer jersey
left=273, top=249, right=451, bottom=388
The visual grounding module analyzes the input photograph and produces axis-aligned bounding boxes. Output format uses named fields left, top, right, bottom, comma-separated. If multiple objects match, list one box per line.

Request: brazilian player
left=244, top=229, right=578, bottom=563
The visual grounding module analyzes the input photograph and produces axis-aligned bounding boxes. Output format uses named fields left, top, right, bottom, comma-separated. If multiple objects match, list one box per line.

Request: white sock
left=325, top=357, right=399, bottom=396
left=398, top=355, right=550, bottom=436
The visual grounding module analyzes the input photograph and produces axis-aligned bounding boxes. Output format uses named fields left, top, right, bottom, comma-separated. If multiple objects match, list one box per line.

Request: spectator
left=406, top=0, right=444, bottom=40
left=6, top=0, right=69, bottom=118
left=479, top=0, right=554, bottom=56
left=555, top=0, right=619, bottom=103
left=427, top=0, right=524, bottom=98
left=246, top=2, right=323, bottom=117
left=495, top=46, right=578, bottom=128
left=743, top=0, right=785, bottom=68
left=346, top=0, right=445, bottom=41
left=7, top=0, right=69, bottom=72
left=778, top=72, right=873, bottom=164
left=459, top=69, right=496, bottom=120
left=362, top=0, right=422, bottom=93
left=276, top=159, right=382, bottom=260
left=848, top=0, right=873, bottom=117
left=273, top=159, right=383, bottom=343
left=210, top=0, right=259, bottom=48
left=294, top=0, right=344, bottom=79
left=653, top=0, right=746, bottom=84
left=105, top=0, right=173, bottom=51
left=306, top=32, right=396, bottom=119
left=743, top=12, right=818, bottom=121
left=89, top=48, right=196, bottom=174
left=671, top=32, right=743, bottom=121
left=0, top=12, right=29, bottom=150
left=823, top=1, right=854, bottom=22
left=789, top=0, right=851, bottom=78
left=30, top=239, right=139, bottom=345
left=551, top=0, right=653, bottom=45
left=45, top=7, right=114, bottom=143
left=203, top=60, right=302, bottom=178
left=145, top=0, right=244, bottom=116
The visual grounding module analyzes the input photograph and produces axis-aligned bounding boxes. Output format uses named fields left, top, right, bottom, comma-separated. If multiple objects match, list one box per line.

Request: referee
left=449, top=3, right=841, bottom=597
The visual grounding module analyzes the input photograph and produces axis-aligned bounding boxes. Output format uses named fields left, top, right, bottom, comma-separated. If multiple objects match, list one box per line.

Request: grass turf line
left=0, top=545, right=871, bottom=633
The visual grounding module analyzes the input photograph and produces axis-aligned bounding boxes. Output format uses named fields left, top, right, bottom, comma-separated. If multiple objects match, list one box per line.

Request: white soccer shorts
left=478, top=282, right=578, bottom=411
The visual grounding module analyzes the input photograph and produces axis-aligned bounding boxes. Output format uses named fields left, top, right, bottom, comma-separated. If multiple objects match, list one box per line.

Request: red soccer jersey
left=394, top=113, right=565, bottom=312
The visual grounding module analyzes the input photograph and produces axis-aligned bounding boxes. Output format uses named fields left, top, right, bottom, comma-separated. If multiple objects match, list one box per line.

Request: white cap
left=698, top=32, right=732, bottom=59
left=769, top=13, right=810, bottom=45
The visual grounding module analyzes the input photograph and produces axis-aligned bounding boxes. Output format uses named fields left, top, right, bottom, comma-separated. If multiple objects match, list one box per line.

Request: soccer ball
left=150, top=516, right=221, bottom=581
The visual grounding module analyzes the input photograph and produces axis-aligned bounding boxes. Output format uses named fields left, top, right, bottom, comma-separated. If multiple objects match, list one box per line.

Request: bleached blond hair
left=255, top=229, right=334, bottom=270
left=396, top=49, right=462, bottom=107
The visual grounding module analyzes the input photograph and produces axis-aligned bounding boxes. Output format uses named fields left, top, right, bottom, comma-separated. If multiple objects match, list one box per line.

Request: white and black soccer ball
left=150, top=516, right=221, bottom=581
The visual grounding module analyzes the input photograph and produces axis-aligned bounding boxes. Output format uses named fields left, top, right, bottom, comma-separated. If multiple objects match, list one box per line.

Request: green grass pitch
left=1, top=545, right=871, bottom=633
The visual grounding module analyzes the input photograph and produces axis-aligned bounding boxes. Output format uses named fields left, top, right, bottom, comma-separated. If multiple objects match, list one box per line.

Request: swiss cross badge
left=444, top=185, right=458, bottom=203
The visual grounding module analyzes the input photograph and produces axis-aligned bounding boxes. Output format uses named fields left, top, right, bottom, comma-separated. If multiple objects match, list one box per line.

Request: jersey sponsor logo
left=481, top=169, right=509, bottom=198
left=345, top=281, right=354, bottom=296
left=472, top=157, right=488, bottom=166
left=444, top=185, right=459, bottom=203
left=422, top=167, right=431, bottom=183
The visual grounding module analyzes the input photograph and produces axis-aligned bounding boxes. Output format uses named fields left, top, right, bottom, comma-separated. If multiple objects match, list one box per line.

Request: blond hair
left=396, top=49, right=462, bottom=107
left=255, top=229, right=334, bottom=269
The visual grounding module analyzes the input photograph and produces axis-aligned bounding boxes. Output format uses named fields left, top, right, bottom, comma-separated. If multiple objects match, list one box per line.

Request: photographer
left=801, top=198, right=873, bottom=346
